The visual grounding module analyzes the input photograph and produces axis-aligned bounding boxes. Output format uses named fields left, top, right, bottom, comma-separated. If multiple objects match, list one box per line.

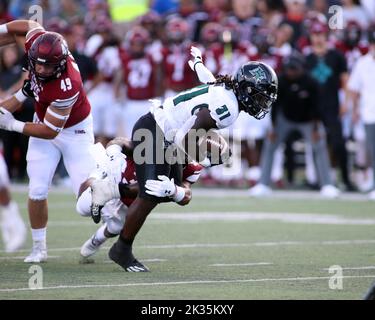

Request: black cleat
left=124, top=259, right=149, bottom=272
left=364, top=281, right=375, bottom=300
left=109, top=240, right=149, bottom=272
left=90, top=204, right=103, bottom=224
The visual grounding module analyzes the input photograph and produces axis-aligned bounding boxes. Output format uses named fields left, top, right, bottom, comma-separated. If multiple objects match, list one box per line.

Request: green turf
left=0, top=190, right=374, bottom=300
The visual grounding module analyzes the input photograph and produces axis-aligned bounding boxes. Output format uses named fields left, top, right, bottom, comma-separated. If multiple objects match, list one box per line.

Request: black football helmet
left=234, top=61, right=278, bottom=119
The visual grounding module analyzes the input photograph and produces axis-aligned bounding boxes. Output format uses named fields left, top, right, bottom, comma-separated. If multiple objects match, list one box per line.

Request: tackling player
left=0, top=20, right=96, bottom=262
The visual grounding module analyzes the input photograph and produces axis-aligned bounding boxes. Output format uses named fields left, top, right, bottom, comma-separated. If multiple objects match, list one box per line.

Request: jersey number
left=61, top=78, right=72, bottom=92
left=173, top=85, right=209, bottom=106
left=216, top=105, right=231, bottom=121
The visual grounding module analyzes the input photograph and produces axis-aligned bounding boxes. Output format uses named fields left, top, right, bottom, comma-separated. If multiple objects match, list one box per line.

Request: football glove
left=188, top=46, right=203, bottom=72
left=145, top=175, right=176, bottom=198
left=21, top=79, right=34, bottom=99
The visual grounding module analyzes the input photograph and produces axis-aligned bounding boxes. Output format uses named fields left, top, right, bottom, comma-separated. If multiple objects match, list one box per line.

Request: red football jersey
left=120, top=158, right=137, bottom=207
left=120, top=51, right=157, bottom=100
left=25, top=30, right=91, bottom=128
left=162, top=43, right=198, bottom=92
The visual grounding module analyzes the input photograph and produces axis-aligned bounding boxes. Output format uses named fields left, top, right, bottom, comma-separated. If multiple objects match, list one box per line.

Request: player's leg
left=0, top=154, right=26, bottom=253
left=58, top=115, right=96, bottom=197
left=109, top=112, right=174, bottom=272
left=24, top=137, right=61, bottom=262
left=81, top=201, right=126, bottom=258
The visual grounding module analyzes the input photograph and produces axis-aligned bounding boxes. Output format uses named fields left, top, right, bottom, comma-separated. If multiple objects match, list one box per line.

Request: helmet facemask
left=236, top=81, right=277, bottom=120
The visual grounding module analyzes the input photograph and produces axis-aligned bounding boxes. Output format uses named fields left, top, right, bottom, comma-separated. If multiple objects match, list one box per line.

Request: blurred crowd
left=1, top=0, right=375, bottom=194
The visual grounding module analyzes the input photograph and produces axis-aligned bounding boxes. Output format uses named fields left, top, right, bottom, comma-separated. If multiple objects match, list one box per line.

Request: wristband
left=0, top=24, right=8, bottom=34
left=172, top=185, right=186, bottom=203
left=14, top=88, right=28, bottom=103
left=11, top=120, right=25, bottom=133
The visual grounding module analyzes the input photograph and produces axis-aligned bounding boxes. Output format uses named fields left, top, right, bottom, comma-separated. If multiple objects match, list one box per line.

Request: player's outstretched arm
left=0, top=102, right=71, bottom=139
left=0, top=20, right=44, bottom=48
left=188, top=46, right=216, bottom=84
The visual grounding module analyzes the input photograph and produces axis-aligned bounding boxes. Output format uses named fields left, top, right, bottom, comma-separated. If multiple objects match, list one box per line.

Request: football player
left=0, top=152, right=26, bottom=252
left=91, top=46, right=278, bottom=272
left=76, top=137, right=203, bottom=266
left=0, top=20, right=96, bottom=262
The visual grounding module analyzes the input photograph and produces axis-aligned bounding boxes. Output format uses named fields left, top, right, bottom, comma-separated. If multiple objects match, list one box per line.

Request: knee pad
left=76, top=188, right=92, bottom=217
left=28, top=185, right=49, bottom=201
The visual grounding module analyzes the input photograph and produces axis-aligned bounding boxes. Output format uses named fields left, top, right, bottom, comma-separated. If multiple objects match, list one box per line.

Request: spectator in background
left=250, top=52, right=339, bottom=198
left=256, top=0, right=285, bottom=31
left=283, top=0, right=307, bottom=47
left=34, top=0, right=60, bottom=23
left=305, top=21, right=356, bottom=191
left=0, top=45, right=32, bottom=180
left=150, top=0, right=179, bottom=16
left=342, top=0, right=371, bottom=30
left=229, top=0, right=260, bottom=43
left=347, top=27, right=375, bottom=199
left=0, top=0, right=13, bottom=23
left=59, top=0, right=84, bottom=21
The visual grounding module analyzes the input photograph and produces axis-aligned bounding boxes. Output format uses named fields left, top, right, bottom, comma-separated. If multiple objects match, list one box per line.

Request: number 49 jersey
left=25, top=29, right=91, bottom=128
left=154, top=84, right=239, bottom=139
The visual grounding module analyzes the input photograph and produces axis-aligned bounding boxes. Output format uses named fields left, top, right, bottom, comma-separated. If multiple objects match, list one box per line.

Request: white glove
left=188, top=46, right=203, bottom=72
left=145, top=175, right=176, bottom=198
left=0, top=107, right=20, bottom=132
left=106, top=144, right=122, bottom=159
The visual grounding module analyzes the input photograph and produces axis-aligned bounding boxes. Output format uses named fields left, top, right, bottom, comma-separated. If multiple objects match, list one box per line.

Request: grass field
left=0, top=187, right=375, bottom=300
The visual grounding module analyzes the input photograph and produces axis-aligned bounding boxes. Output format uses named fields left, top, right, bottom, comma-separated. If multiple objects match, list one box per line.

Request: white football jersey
left=153, top=84, right=239, bottom=141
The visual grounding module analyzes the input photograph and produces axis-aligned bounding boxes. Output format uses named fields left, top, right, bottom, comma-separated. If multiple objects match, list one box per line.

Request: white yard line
left=1, top=275, right=374, bottom=293
left=149, top=212, right=375, bottom=225
left=210, top=262, right=273, bottom=267
left=10, top=184, right=372, bottom=201
left=0, top=255, right=60, bottom=260
left=322, top=266, right=375, bottom=271
left=13, top=211, right=375, bottom=227
left=1, top=239, right=375, bottom=254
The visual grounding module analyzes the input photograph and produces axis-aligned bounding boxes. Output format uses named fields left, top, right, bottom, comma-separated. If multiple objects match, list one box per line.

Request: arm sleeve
left=195, top=62, right=216, bottom=84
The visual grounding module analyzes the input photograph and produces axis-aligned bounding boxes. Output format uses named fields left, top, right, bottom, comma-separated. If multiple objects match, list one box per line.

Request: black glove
left=22, top=80, right=34, bottom=99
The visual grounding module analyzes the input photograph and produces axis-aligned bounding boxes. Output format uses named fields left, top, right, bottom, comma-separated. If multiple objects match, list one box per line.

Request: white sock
left=93, top=224, right=107, bottom=245
left=31, top=227, right=46, bottom=249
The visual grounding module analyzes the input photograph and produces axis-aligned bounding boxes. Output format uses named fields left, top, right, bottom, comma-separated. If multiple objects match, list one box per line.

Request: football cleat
left=1, top=202, right=27, bottom=253
left=24, top=241, right=47, bottom=263
left=90, top=204, right=103, bottom=224
left=80, top=234, right=105, bottom=258
left=108, top=240, right=149, bottom=272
